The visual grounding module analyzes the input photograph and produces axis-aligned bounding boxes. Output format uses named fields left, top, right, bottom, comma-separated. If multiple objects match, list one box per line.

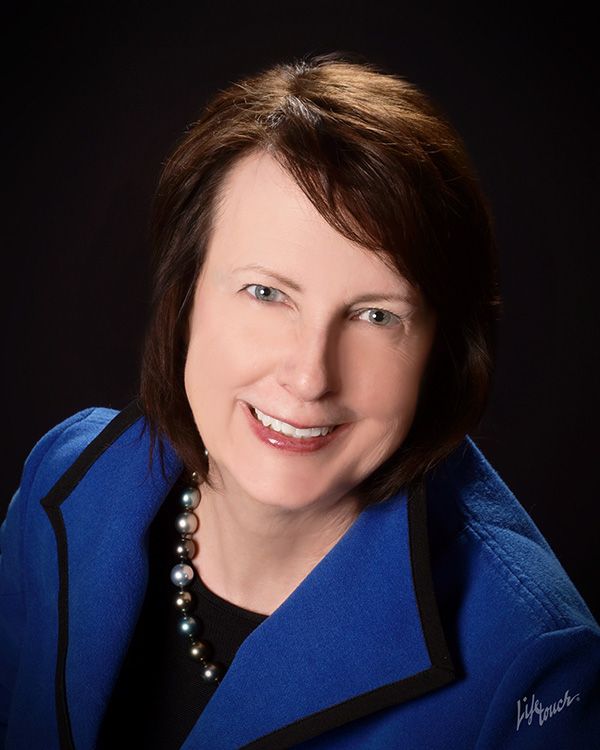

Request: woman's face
left=184, top=150, right=436, bottom=512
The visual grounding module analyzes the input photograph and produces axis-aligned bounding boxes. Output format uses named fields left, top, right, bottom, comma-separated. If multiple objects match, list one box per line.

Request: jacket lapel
left=41, top=401, right=456, bottom=750
left=40, top=401, right=183, bottom=750
left=181, top=467, right=456, bottom=749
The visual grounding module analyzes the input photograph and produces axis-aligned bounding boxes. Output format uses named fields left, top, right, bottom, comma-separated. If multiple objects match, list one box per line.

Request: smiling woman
left=184, top=148, right=437, bottom=512
left=1, top=51, right=599, bottom=750
left=181, top=150, right=439, bottom=613
left=141, top=56, right=498, bottom=508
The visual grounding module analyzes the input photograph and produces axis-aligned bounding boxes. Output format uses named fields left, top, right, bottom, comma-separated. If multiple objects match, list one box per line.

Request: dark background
left=4, top=4, right=598, bottom=619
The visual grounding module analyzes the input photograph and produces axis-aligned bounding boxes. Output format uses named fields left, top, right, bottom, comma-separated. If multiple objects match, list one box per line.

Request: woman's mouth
left=251, top=405, right=338, bottom=438
left=243, top=402, right=348, bottom=453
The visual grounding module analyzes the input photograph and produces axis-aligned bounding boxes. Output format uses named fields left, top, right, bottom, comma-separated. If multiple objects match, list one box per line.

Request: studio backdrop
left=4, top=3, right=598, bottom=619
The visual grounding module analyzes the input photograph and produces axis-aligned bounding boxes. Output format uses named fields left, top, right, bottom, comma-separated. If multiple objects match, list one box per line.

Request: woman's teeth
left=252, top=406, right=335, bottom=438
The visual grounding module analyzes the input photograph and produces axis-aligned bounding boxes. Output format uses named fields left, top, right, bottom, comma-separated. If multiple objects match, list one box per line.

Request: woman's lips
left=242, top=401, right=351, bottom=453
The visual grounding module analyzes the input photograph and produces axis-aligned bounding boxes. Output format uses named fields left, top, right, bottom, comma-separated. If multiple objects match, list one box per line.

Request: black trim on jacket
left=41, top=399, right=456, bottom=750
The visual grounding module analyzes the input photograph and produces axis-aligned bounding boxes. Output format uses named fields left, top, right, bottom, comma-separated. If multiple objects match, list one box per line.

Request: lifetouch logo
left=516, top=688, right=580, bottom=731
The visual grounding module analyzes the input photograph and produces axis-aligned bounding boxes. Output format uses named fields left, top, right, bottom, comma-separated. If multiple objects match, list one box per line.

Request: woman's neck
left=190, top=480, right=363, bottom=616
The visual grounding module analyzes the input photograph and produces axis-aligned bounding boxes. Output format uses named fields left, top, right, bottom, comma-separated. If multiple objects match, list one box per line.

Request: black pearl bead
left=180, top=487, right=200, bottom=510
left=170, top=563, right=194, bottom=587
left=176, top=511, right=199, bottom=535
left=201, top=661, right=225, bottom=683
left=178, top=615, right=199, bottom=637
left=174, top=590, right=194, bottom=610
left=174, top=474, right=227, bottom=684
left=190, top=640, right=213, bottom=662
left=175, top=539, right=196, bottom=559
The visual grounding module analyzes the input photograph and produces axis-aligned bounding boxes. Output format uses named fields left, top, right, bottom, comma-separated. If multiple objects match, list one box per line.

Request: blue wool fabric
left=1, top=402, right=599, bottom=749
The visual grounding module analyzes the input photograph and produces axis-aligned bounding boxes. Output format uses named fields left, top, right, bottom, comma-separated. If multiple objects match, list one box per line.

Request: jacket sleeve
left=0, top=485, right=27, bottom=750
left=474, top=623, right=600, bottom=749
left=0, top=408, right=97, bottom=748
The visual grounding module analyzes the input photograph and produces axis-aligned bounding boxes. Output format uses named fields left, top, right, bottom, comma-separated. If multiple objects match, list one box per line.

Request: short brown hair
left=138, top=51, right=500, bottom=505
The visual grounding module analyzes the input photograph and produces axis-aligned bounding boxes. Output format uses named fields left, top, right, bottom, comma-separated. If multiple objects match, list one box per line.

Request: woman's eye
left=356, top=308, right=401, bottom=327
left=244, top=284, right=286, bottom=303
left=242, top=287, right=402, bottom=327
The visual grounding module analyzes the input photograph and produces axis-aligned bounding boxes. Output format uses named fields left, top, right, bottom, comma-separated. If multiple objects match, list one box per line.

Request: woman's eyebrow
left=232, top=263, right=415, bottom=305
left=233, top=263, right=302, bottom=292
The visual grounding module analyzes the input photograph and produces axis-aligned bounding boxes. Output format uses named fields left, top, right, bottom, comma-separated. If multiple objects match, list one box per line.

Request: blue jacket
left=1, top=402, right=599, bottom=749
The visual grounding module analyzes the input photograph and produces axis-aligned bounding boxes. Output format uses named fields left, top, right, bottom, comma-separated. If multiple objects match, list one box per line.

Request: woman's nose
left=275, top=325, right=340, bottom=402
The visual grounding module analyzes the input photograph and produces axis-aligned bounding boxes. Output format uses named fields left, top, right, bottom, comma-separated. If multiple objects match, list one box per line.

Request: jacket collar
left=41, top=400, right=456, bottom=750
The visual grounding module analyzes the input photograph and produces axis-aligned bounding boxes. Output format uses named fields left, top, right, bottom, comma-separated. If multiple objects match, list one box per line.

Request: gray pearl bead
left=170, top=563, right=194, bottom=587
left=202, top=661, right=225, bottom=683
left=174, top=590, right=194, bottom=609
left=175, top=539, right=196, bottom=559
left=180, top=487, right=200, bottom=510
left=176, top=511, right=199, bottom=535
left=178, top=615, right=199, bottom=637
left=190, top=640, right=212, bottom=662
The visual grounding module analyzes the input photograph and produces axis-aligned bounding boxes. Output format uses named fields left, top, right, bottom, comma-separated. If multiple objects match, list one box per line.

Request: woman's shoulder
left=424, top=439, right=599, bottom=747
left=16, top=406, right=121, bottom=503
left=1, top=406, right=123, bottom=601
left=428, top=437, right=598, bottom=638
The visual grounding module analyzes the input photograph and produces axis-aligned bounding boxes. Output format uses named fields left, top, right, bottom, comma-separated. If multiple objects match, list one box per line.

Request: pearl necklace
left=170, top=469, right=226, bottom=684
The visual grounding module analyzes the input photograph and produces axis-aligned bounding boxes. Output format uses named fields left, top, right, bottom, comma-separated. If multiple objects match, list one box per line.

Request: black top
left=96, top=474, right=269, bottom=749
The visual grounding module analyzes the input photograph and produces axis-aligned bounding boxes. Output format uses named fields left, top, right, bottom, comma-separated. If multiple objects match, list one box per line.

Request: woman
left=1, top=52, right=598, bottom=750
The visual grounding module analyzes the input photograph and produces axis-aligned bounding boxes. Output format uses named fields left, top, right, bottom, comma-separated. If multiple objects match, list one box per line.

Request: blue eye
left=244, top=284, right=285, bottom=303
left=356, top=308, right=401, bottom=327
left=242, top=285, right=403, bottom=328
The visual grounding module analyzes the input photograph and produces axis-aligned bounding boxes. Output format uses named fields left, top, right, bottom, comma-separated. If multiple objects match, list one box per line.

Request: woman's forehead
left=207, top=152, right=416, bottom=296
left=212, top=151, right=332, bottom=244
